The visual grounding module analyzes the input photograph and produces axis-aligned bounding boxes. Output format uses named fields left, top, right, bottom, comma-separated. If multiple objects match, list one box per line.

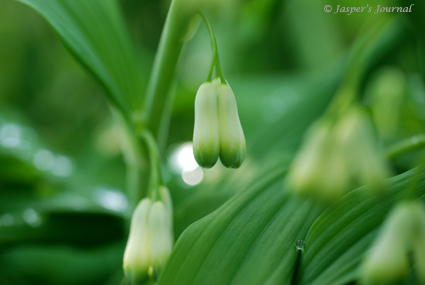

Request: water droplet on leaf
left=296, top=240, right=305, bottom=251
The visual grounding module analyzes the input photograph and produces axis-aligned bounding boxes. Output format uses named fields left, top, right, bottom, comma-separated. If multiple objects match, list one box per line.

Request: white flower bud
left=335, top=107, right=389, bottom=193
left=360, top=203, right=416, bottom=284
left=217, top=82, right=246, bottom=168
left=412, top=203, right=425, bottom=284
left=193, top=81, right=220, bottom=168
left=149, top=201, right=174, bottom=276
left=287, top=121, right=349, bottom=202
left=123, top=198, right=152, bottom=284
left=287, top=122, right=329, bottom=195
left=288, top=106, right=389, bottom=202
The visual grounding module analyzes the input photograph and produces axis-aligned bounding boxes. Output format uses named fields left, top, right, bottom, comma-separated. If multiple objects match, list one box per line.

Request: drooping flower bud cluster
left=287, top=107, right=389, bottom=202
left=193, top=78, right=246, bottom=169
left=123, top=186, right=174, bottom=284
left=360, top=201, right=425, bottom=284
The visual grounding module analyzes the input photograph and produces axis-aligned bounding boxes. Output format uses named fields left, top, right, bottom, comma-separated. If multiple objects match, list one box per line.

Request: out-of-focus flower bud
left=149, top=201, right=174, bottom=276
left=287, top=106, right=389, bottom=202
left=360, top=203, right=415, bottom=284
left=287, top=121, right=349, bottom=202
left=287, top=122, right=329, bottom=196
left=412, top=203, right=425, bottom=284
left=123, top=198, right=152, bottom=284
left=193, top=81, right=220, bottom=168
left=335, top=107, right=389, bottom=193
left=217, top=82, right=246, bottom=168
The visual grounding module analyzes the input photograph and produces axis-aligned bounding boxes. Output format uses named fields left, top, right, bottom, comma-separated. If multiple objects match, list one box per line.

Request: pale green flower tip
left=219, top=128, right=245, bottom=168
left=230, top=147, right=246, bottom=169
left=219, top=145, right=243, bottom=168
left=123, top=265, right=150, bottom=285
left=193, top=145, right=219, bottom=168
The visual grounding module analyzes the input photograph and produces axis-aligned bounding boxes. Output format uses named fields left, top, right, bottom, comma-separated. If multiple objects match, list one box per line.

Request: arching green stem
left=141, top=130, right=164, bottom=200
left=325, top=19, right=391, bottom=120
left=199, top=10, right=225, bottom=82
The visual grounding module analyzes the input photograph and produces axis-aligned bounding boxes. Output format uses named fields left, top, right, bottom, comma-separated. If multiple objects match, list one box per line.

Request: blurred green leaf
left=0, top=194, right=126, bottom=248
left=14, top=0, right=145, bottom=120
left=0, top=152, right=41, bottom=188
left=295, top=170, right=425, bottom=285
left=0, top=242, right=124, bottom=285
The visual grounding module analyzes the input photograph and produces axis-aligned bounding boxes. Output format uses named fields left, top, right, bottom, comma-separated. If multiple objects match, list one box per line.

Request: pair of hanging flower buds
left=192, top=12, right=246, bottom=169
left=193, top=78, right=245, bottom=168
left=287, top=106, right=389, bottom=202
left=123, top=186, right=174, bottom=284
left=123, top=131, right=174, bottom=283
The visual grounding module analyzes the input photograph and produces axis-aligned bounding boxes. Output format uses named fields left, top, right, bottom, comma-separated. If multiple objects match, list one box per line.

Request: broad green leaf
left=159, top=164, right=322, bottom=285
left=295, top=170, right=425, bottom=285
left=15, top=0, right=145, bottom=121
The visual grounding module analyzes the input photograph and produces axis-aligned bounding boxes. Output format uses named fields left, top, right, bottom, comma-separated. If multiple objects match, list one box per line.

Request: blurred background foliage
left=0, top=0, right=424, bottom=284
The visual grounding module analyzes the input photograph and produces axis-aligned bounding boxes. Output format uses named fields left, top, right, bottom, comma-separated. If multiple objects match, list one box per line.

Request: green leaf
left=158, top=164, right=322, bottom=285
left=0, top=190, right=126, bottom=248
left=15, top=0, right=145, bottom=121
left=295, top=170, right=425, bottom=285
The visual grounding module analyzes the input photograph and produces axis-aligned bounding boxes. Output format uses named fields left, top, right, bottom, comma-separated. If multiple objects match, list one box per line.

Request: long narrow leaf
left=15, top=0, right=145, bottom=121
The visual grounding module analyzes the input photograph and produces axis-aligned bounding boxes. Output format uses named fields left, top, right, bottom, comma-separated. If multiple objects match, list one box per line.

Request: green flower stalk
left=217, top=82, right=246, bottom=168
left=123, top=198, right=152, bottom=284
left=193, top=80, right=220, bottom=168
